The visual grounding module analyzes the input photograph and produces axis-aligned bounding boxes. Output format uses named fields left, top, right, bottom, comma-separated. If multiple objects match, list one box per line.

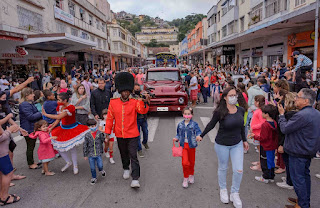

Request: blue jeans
left=137, top=118, right=148, bottom=151
left=289, top=156, right=311, bottom=208
left=245, top=110, right=253, bottom=138
left=282, top=152, right=293, bottom=186
left=214, top=141, right=244, bottom=193
left=88, top=156, right=103, bottom=179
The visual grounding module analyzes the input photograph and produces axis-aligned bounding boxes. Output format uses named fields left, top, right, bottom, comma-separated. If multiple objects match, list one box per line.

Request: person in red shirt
left=105, top=72, right=150, bottom=189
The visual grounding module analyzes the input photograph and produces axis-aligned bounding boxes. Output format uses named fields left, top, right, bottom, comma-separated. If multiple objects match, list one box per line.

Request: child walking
left=173, top=107, right=201, bottom=188
left=250, top=104, right=278, bottom=183
left=29, top=120, right=57, bottom=176
left=99, top=109, right=115, bottom=164
left=83, top=119, right=106, bottom=185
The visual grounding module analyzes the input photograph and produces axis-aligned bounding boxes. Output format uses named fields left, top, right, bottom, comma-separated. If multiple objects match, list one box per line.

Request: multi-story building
left=108, top=19, right=141, bottom=70
left=0, top=0, right=113, bottom=77
left=205, top=0, right=320, bottom=68
left=187, top=18, right=208, bottom=64
left=135, top=26, right=179, bottom=45
left=169, top=45, right=180, bottom=56
left=179, top=37, right=189, bottom=62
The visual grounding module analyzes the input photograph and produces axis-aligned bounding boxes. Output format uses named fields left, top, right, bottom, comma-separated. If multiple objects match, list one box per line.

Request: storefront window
left=253, top=57, right=263, bottom=67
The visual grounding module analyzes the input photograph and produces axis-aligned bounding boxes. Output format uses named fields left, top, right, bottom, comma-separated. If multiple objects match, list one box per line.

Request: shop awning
left=20, top=33, right=97, bottom=53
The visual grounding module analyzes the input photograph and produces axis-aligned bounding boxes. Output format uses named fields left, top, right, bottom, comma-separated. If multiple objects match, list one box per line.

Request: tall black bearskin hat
left=115, top=72, right=134, bottom=93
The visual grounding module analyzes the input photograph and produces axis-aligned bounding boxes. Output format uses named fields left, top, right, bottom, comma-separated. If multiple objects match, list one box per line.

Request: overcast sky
left=108, top=0, right=217, bottom=21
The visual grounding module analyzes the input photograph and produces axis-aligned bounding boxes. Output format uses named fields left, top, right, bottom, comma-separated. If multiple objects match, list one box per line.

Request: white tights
left=59, top=147, right=78, bottom=167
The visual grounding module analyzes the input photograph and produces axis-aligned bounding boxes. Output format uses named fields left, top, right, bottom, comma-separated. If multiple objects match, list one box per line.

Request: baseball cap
left=291, top=51, right=300, bottom=56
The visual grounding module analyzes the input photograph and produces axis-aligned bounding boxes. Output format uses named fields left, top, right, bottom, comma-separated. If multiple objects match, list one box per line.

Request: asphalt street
left=9, top=99, right=320, bottom=208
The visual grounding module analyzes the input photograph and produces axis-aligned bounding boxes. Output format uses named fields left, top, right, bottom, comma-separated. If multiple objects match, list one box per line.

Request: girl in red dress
left=42, top=92, right=89, bottom=174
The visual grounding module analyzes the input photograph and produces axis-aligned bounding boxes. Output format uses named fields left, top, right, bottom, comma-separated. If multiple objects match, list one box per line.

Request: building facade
left=0, top=0, right=114, bottom=77
left=203, top=0, right=319, bottom=68
left=187, top=18, right=208, bottom=65
left=169, top=45, right=180, bottom=56
left=108, top=19, right=141, bottom=71
left=135, top=26, right=179, bottom=45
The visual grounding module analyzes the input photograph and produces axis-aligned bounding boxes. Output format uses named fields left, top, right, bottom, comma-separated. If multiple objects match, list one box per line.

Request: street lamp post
left=313, top=0, right=319, bottom=81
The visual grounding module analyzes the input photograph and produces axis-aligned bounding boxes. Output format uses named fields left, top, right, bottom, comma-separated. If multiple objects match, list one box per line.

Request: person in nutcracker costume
left=42, top=92, right=90, bottom=174
left=105, top=72, right=150, bottom=188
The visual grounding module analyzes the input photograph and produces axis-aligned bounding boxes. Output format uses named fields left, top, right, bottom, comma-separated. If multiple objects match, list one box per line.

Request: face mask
left=228, top=96, right=238, bottom=105
left=0, top=100, right=6, bottom=105
left=57, top=102, right=64, bottom=105
left=90, top=126, right=97, bottom=132
left=134, top=90, right=141, bottom=95
left=183, top=115, right=193, bottom=120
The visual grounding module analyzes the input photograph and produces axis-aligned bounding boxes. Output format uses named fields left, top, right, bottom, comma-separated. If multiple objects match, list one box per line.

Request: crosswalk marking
left=195, top=106, right=214, bottom=109
left=200, top=117, right=218, bottom=143
left=147, top=117, right=160, bottom=142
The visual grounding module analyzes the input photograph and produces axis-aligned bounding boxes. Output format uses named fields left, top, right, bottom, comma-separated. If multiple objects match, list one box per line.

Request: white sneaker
left=123, top=170, right=130, bottom=180
left=109, top=158, right=115, bottom=164
left=220, top=189, right=229, bottom=204
left=315, top=174, right=320, bottom=179
left=188, top=175, right=194, bottom=184
left=182, top=178, right=188, bottom=188
left=276, top=181, right=294, bottom=190
left=105, top=152, right=110, bottom=158
left=131, top=180, right=140, bottom=188
left=61, top=162, right=72, bottom=172
left=230, top=193, right=242, bottom=208
left=255, top=176, right=271, bottom=184
left=73, top=166, right=79, bottom=175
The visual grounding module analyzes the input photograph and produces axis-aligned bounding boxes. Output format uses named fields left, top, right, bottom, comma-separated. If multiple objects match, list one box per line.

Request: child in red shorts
left=99, top=109, right=115, bottom=164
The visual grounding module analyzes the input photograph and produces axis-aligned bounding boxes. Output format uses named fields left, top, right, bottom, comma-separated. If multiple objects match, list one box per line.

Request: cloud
left=108, top=0, right=217, bottom=21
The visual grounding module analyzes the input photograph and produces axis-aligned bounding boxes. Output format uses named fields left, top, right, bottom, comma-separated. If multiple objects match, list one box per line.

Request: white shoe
left=230, top=193, right=242, bottom=208
left=182, top=178, right=188, bottom=188
left=255, top=176, right=272, bottom=184
left=220, top=189, right=229, bottom=204
left=73, top=166, right=79, bottom=175
left=131, top=180, right=140, bottom=188
left=61, top=162, right=72, bottom=172
left=105, top=152, right=110, bottom=158
left=276, top=181, right=294, bottom=190
left=315, top=174, right=320, bottom=179
left=109, top=158, right=115, bottom=164
left=188, top=175, right=194, bottom=184
left=123, top=170, right=130, bottom=180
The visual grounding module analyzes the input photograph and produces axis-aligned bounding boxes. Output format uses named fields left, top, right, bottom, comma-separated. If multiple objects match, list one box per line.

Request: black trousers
left=117, top=137, right=140, bottom=180
left=295, top=65, right=312, bottom=92
left=260, top=146, right=275, bottom=180
left=25, top=136, right=36, bottom=166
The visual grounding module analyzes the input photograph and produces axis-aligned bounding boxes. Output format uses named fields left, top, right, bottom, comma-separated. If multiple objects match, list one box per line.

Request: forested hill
left=117, top=14, right=206, bottom=42
left=169, top=14, right=207, bottom=42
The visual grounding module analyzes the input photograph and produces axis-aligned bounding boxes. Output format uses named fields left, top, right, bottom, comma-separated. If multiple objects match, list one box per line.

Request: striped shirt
left=295, top=54, right=312, bottom=71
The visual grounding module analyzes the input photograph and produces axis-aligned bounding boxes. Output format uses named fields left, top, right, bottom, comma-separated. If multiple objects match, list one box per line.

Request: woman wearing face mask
left=42, top=92, right=89, bottom=174
left=19, top=88, right=43, bottom=169
left=196, top=87, right=249, bottom=208
left=173, top=107, right=202, bottom=188
left=70, top=84, right=90, bottom=125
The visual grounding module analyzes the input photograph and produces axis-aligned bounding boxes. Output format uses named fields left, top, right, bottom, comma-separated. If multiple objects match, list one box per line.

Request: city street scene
left=1, top=0, right=320, bottom=208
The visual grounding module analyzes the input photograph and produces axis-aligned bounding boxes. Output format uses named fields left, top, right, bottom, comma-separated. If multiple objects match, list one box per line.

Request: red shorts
left=109, top=137, right=114, bottom=142
left=190, top=89, right=198, bottom=101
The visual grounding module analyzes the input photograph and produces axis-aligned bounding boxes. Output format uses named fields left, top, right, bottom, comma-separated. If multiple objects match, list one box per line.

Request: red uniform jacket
left=105, top=98, right=149, bottom=138
left=254, top=121, right=278, bottom=151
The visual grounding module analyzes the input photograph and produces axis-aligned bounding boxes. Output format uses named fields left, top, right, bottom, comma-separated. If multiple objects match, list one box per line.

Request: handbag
left=172, top=141, right=183, bottom=157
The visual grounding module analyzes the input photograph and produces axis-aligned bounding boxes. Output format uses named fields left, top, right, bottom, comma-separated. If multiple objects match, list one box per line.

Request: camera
left=141, top=87, right=156, bottom=99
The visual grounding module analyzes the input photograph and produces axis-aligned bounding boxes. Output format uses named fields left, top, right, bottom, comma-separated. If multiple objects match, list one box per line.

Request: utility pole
left=313, top=0, right=319, bottom=81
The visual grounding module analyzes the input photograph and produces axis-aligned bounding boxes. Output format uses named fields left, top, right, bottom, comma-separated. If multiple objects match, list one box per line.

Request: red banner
left=50, top=57, right=66, bottom=65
